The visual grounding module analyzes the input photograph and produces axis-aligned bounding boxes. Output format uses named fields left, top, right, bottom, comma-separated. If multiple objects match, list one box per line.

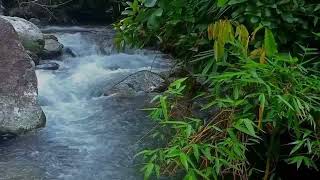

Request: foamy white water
left=0, top=27, right=170, bottom=180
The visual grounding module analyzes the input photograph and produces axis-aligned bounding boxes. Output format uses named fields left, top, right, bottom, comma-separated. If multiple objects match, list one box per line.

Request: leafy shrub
left=218, top=0, right=320, bottom=50
left=139, top=22, right=320, bottom=179
left=114, top=0, right=217, bottom=57
left=114, top=1, right=320, bottom=179
left=115, top=0, right=320, bottom=56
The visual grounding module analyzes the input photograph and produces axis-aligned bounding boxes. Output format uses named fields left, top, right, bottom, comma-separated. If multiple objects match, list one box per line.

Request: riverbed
left=0, top=26, right=170, bottom=180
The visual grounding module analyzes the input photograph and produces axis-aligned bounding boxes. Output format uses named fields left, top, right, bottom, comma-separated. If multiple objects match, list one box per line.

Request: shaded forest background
left=2, top=0, right=122, bottom=23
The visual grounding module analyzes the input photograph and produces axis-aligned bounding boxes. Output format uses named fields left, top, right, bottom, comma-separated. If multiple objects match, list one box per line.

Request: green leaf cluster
left=114, top=0, right=320, bottom=179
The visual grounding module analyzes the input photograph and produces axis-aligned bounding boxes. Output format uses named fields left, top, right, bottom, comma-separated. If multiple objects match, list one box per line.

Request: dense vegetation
left=115, top=0, right=320, bottom=179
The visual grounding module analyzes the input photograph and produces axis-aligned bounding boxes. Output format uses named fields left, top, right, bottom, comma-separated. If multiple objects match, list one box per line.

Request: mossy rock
left=1, top=16, right=44, bottom=54
left=22, top=38, right=45, bottom=54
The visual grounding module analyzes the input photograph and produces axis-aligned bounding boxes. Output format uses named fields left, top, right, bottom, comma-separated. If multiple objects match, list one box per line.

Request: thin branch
left=19, top=0, right=74, bottom=8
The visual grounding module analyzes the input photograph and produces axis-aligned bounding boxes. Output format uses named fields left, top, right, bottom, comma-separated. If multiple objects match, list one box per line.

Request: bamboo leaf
left=214, top=41, right=224, bottom=61
left=186, top=125, right=192, bottom=138
left=155, top=165, right=160, bottom=178
left=161, top=121, right=188, bottom=125
left=243, top=119, right=257, bottom=137
left=184, top=170, right=197, bottom=180
left=236, top=24, right=249, bottom=54
left=192, top=144, right=200, bottom=162
left=202, top=58, right=214, bottom=75
left=264, top=28, right=278, bottom=57
left=180, top=153, right=189, bottom=170
left=290, top=141, right=304, bottom=155
left=234, top=119, right=260, bottom=139
left=218, top=0, right=228, bottom=7
left=276, top=95, right=294, bottom=110
left=259, top=49, right=266, bottom=64
left=160, top=96, right=168, bottom=121
left=144, top=163, right=154, bottom=180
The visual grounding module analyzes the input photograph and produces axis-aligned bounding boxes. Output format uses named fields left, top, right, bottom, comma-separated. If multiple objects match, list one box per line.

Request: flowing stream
left=0, top=26, right=171, bottom=180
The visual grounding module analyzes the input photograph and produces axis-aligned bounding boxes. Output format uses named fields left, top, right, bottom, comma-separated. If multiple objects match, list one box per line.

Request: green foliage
left=114, top=0, right=215, bottom=56
left=208, top=35, right=320, bottom=174
left=115, top=0, right=320, bottom=56
left=140, top=78, right=249, bottom=179
left=222, top=0, right=320, bottom=46
left=139, top=28, right=320, bottom=179
left=264, top=28, right=278, bottom=57
left=115, top=0, right=320, bottom=179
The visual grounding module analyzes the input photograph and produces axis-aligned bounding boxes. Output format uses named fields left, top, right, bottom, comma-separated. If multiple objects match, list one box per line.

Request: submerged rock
left=104, top=70, right=167, bottom=96
left=0, top=17, right=46, bottom=134
left=0, top=16, right=44, bottom=54
left=29, top=18, right=42, bottom=26
left=92, top=27, right=116, bottom=54
left=36, top=61, right=60, bottom=70
left=26, top=50, right=40, bottom=65
left=63, top=47, right=77, bottom=57
left=0, top=132, right=17, bottom=142
left=40, top=34, right=64, bottom=59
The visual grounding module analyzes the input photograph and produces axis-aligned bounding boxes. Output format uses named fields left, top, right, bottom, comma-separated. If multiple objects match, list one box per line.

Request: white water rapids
left=0, top=26, right=171, bottom=180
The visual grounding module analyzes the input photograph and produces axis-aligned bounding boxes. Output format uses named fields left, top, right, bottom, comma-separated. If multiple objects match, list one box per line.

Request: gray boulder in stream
left=104, top=70, right=167, bottom=96
left=0, top=16, right=44, bottom=54
left=0, top=17, right=46, bottom=134
left=40, top=34, right=64, bottom=59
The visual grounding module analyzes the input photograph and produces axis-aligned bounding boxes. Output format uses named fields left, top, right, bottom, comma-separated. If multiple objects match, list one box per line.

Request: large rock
left=8, top=6, right=35, bottom=18
left=63, top=47, right=77, bottom=58
left=0, top=17, right=46, bottom=134
left=104, top=70, right=167, bottom=96
left=8, top=3, right=50, bottom=23
left=7, top=3, right=73, bottom=24
left=40, top=34, right=63, bottom=59
left=0, top=16, right=44, bottom=54
left=29, top=18, right=42, bottom=26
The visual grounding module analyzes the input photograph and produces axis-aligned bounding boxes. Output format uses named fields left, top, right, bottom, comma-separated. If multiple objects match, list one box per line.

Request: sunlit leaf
left=264, top=28, right=278, bottom=57
left=144, top=0, right=158, bottom=7
left=180, top=153, right=189, bottom=170
left=153, top=8, right=163, bottom=17
left=192, top=144, right=200, bottom=162
left=290, top=141, right=304, bottom=155
left=144, top=163, right=154, bottom=180
left=160, top=96, right=168, bottom=121
left=218, top=0, right=228, bottom=7
left=184, top=169, right=197, bottom=180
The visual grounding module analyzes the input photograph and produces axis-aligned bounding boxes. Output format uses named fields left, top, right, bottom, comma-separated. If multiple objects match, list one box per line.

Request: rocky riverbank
left=0, top=17, right=45, bottom=135
left=0, top=24, right=178, bottom=179
left=0, top=15, right=179, bottom=135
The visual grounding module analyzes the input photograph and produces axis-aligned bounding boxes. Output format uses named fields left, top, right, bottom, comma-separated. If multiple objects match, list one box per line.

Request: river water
left=0, top=26, right=170, bottom=180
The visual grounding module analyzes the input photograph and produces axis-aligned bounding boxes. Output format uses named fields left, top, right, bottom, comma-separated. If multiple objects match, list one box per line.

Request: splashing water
left=0, top=27, right=170, bottom=180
